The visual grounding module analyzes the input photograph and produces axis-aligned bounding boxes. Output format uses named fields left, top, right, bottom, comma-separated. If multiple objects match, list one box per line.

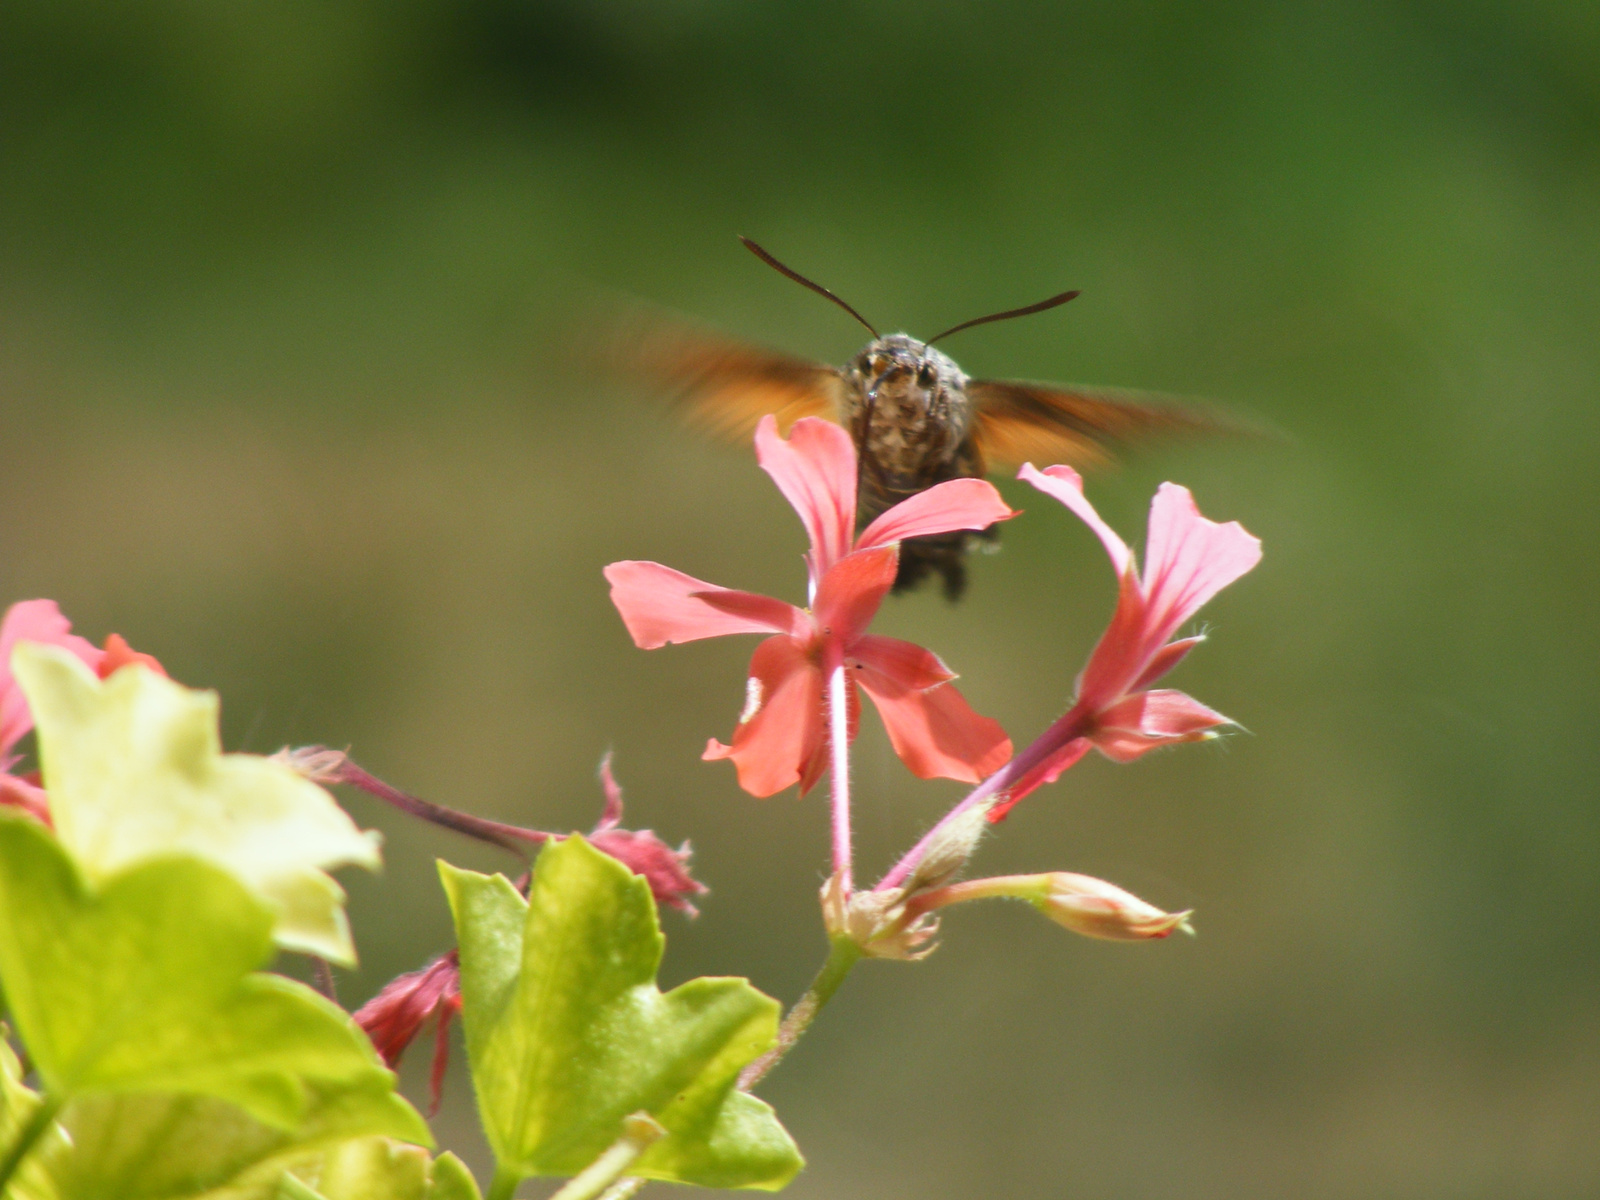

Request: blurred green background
left=3, top=2, right=1598, bottom=1196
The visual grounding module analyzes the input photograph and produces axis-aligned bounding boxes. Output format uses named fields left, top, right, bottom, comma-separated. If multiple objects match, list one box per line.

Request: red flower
left=353, top=951, right=461, bottom=1115
left=605, top=416, right=1015, bottom=797
left=992, top=466, right=1261, bottom=816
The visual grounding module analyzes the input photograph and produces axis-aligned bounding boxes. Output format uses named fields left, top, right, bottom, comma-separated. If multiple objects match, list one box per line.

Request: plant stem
left=0, top=1094, right=61, bottom=1196
left=826, top=660, right=853, bottom=892
left=333, top=755, right=550, bottom=857
left=547, top=1114, right=666, bottom=1200
left=595, top=1177, right=646, bottom=1200
left=739, top=936, right=862, bottom=1091
left=875, top=706, right=1093, bottom=892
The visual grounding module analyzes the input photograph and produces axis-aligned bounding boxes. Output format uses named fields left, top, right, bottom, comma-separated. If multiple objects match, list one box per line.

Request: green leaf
left=442, top=837, right=802, bottom=1192
left=11, top=644, right=380, bottom=964
left=275, top=1139, right=481, bottom=1200
left=0, top=815, right=419, bottom=1135
left=41, top=1079, right=429, bottom=1200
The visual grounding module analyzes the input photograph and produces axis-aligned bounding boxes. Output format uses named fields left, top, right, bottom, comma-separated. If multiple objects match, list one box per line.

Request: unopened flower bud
left=902, top=800, right=991, bottom=894
left=1034, top=872, right=1193, bottom=941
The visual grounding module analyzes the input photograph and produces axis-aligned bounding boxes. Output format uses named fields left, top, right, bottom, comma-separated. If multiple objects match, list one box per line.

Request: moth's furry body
left=843, top=335, right=991, bottom=598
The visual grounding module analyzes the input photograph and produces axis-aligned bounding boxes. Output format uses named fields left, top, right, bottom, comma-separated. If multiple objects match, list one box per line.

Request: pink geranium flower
left=990, top=465, right=1261, bottom=817
left=606, top=416, right=1015, bottom=798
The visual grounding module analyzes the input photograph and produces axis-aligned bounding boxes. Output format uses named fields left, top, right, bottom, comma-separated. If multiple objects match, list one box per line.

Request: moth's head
left=850, top=335, right=967, bottom=413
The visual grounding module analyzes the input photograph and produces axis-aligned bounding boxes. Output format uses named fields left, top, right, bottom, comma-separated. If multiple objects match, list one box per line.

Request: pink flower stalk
left=288, top=747, right=709, bottom=916
left=0, top=601, right=167, bottom=825
left=353, top=950, right=461, bottom=1114
left=990, top=466, right=1261, bottom=818
left=605, top=416, right=1015, bottom=798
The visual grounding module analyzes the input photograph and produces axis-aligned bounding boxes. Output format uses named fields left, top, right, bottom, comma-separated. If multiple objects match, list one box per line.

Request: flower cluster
left=606, top=416, right=1260, bottom=948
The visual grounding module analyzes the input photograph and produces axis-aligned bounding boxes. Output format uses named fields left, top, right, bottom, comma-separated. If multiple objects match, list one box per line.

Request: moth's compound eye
left=917, top=362, right=937, bottom=386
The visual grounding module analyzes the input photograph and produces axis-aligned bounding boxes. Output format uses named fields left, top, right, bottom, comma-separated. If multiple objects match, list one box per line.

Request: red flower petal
left=604, top=561, right=803, bottom=648
left=850, top=635, right=955, bottom=691
left=1130, top=635, right=1204, bottom=691
left=97, top=633, right=167, bottom=679
left=755, top=416, right=858, bottom=581
left=1092, top=688, right=1231, bottom=763
left=1019, top=464, right=1132, bottom=577
left=812, top=546, right=899, bottom=647
left=1141, top=483, right=1262, bottom=642
left=855, top=661, right=1012, bottom=783
left=855, top=477, right=1017, bottom=551
left=703, top=635, right=823, bottom=797
left=0, top=601, right=104, bottom=756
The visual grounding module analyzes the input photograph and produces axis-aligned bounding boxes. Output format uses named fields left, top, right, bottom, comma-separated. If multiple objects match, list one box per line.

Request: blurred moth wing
left=964, top=378, right=1227, bottom=473
left=630, top=321, right=845, bottom=442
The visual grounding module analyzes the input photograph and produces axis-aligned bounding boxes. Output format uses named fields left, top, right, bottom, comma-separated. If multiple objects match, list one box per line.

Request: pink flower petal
left=0, top=772, right=50, bottom=825
left=0, top=601, right=104, bottom=755
left=1130, top=635, right=1205, bottom=691
left=1092, top=688, right=1231, bottom=763
left=855, top=478, right=1017, bottom=551
left=850, top=634, right=956, bottom=691
left=1140, top=483, right=1262, bottom=642
left=1018, top=464, right=1132, bottom=577
left=855, top=662, right=1011, bottom=783
left=702, top=634, right=823, bottom=797
left=755, top=415, right=858, bottom=581
left=1075, top=572, right=1155, bottom=711
left=812, top=546, right=899, bottom=647
left=605, top=561, right=803, bottom=648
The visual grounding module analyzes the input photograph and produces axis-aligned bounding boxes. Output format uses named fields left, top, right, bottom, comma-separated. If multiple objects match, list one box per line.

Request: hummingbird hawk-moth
left=634, top=238, right=1223, bottom=600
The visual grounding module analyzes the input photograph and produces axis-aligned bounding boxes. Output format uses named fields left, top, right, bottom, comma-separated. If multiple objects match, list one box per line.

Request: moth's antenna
left=740, top=237, right=879, bottom=339
left=925, top=289, right=1081, bottom=346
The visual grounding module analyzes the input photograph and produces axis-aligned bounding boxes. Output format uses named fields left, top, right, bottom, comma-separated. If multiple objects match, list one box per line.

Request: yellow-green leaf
left=0, top=815, right=416, bottom=1135
left=443, top=837, right=802, bottom=1192
left=12, top=644, right=380, bottom=964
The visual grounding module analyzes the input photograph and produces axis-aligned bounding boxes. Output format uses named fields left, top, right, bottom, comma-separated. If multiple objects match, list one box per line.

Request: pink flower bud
left=1034, top=873, right=1193, bottom=941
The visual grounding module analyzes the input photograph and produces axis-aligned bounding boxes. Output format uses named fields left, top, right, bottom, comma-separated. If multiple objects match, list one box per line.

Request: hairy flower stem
left=333, top=756, right=549, bottom=857
left=0, top=1095, right=61, bottom=1196
left=739, top=936, right=862, bottom=1091
left=903, top=875, right=1044, bottom=918
left=826, top=658, right=853, bottom=891
left=875, top=706, right=1092, bottom=892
